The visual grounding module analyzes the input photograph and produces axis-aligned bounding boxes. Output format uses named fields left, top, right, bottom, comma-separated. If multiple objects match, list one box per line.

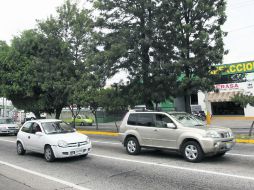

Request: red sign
left=214, top=83, right=239, bottom=90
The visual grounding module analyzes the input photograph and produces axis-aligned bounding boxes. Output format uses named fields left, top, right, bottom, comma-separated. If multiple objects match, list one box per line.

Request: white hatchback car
left=17, top=119, right=92, bottom=162
left=0, top=118, right=19, bottom=135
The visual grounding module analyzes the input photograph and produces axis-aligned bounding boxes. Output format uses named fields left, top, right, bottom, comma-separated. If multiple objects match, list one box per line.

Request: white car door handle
left=154, top=129, right=158, bottom=132
left=28, top=136, right=30, bottom=139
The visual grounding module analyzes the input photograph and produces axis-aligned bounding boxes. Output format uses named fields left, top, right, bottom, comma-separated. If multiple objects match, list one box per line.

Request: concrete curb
left=235, top=139, right=254, bottom=144
left=77, top=130, right=254, bottom=144
left=78, top=130, right=119, bottom=136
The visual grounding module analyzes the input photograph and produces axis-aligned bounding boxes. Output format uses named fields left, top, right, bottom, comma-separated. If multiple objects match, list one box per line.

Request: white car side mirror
left=167, top=123, right=176, bottom=129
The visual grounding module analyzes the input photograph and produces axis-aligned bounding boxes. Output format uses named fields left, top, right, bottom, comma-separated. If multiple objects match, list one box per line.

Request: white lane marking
left=227, top=153, right=254, bottom=157
left=1, top=138, right=254, bottom=181
left=0, top=160, right=91, bottom=190
left=90, top=153, right=254, bottom=181
left=0, top=139, right=17, bottom=143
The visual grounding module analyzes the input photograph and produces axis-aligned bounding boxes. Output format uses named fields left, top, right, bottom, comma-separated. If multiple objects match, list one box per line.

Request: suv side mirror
left=167, top=123, right=176, bottom=129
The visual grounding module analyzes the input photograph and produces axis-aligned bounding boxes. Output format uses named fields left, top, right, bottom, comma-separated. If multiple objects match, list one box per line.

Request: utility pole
left=204, top=92, right=211, bottom=125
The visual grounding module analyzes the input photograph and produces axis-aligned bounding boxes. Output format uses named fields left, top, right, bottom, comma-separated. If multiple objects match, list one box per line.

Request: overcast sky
left=0, top=0, right=254, bottom=83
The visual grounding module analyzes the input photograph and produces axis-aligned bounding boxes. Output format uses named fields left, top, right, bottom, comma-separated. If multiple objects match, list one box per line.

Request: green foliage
left=165, top=0, right=227, bottom=112
left=0, top=29, right=72, bottom=117
left=38, top=0, right=105, bottom=118
left=0, top=0, right=103, bottom=118
left=92, top=0, right=180, bottom=107
left=92, top=0, right=227, bottom=111
left=231, top=94, right=254, bottom=108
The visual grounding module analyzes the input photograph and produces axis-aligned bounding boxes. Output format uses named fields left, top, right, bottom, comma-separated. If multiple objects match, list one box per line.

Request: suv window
left=155, top=114, right=173, bottom=128
left=21, top=122, right=33, bottom=133
left=137, top=113, right=155, bottom=127
left=127, top=113, right=138, bottom=125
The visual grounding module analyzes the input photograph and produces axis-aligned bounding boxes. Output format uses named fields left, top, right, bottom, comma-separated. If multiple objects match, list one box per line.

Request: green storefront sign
left=211, top=60, right=254, bottom=75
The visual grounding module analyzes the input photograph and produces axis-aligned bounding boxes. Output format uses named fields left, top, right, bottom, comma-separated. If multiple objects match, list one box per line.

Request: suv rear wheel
left=182, top=141, right=204, bottom=162
left=126, top=137, right=141, bottom=155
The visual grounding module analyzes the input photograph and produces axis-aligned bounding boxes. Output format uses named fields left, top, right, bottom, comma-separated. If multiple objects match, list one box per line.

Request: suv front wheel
left=126, top=137, right=141, bottom=155
left=182, top=141, right=204, bottom=162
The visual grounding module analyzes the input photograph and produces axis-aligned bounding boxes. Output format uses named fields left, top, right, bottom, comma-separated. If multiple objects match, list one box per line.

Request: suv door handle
left=28, top=136, right=30, bottom=139
left=154, top=129, right=158, bottom=132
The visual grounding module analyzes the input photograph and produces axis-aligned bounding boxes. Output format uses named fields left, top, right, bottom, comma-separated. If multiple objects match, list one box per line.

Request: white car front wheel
left=44, top=145, right=55, bottom=162
left=17, top=142, right=26, bottom=155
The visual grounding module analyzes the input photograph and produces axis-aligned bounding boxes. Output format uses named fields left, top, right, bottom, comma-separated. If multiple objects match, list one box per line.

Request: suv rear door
left=127, top=113, right=156, bottom=147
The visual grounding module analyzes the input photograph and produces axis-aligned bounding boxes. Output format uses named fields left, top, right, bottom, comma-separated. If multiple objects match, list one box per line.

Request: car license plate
left=76, top=149, right=83, bottom=154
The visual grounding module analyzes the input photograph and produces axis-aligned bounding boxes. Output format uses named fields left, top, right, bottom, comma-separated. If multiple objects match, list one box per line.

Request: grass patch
left=236, top=134, right=254, bottom=140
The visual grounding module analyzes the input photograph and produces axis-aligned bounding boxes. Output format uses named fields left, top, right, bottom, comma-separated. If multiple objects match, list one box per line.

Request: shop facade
left=197, top=81, right=254, bottom=117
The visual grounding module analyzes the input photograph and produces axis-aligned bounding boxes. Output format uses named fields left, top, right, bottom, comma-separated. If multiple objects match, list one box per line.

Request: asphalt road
left=0, top=135, right=254, bottom=190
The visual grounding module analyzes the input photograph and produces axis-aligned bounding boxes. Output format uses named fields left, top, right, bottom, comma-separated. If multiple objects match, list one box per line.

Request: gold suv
left=119, top=111, right=235, bottom=162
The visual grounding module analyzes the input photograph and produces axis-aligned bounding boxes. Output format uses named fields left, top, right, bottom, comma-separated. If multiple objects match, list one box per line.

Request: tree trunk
left=184, top=94, right=191, bottom=113
left=55, top=107, right=62, bottom=119
left=94, top=111, right=98, bottom=130
left=33, top=111, right=40, bottom=119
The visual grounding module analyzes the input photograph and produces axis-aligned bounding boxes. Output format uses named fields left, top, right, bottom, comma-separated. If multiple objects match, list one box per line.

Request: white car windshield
left=42, top=122, right=75, bottom=134
left=170, top=113, right=205, bottom=127
left=0, top=118, right=14, bottom=124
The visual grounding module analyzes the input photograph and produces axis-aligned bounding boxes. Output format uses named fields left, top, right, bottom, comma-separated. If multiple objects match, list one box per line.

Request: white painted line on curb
left=90, top=153, right=254, bottom=181
left=92, top=140, right=121, bottom=145
left=0, top=160, right=91, bottom=190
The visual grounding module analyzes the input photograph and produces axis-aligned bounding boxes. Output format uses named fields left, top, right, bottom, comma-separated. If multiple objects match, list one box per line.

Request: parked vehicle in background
left=64, top=115, right=94, bottom=126
left=16, top=119, right=92, bottom=162
left=0, top=118, right=19, bottom=135
left=25, top=112, right=36, bottom=120
left=192, top=110, right=206, bottom=121
left=119, top=110, right=235, bottom=162
left=25, top=112, right=47, bottom=121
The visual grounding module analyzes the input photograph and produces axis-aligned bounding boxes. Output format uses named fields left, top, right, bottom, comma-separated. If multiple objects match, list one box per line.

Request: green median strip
left=77, top=130, right=119, bottom=136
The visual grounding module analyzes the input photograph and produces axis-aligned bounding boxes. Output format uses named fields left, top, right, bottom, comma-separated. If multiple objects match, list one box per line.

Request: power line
left=227, top=24, right=254, bottom=33
left=230, top=0, right=254, bottom=10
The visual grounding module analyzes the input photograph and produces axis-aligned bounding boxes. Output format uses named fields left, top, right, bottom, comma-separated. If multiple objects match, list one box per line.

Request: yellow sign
left=211, top=61, right=254, bottom=75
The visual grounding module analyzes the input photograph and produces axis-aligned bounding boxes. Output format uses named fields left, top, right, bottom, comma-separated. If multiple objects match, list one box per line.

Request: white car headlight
left=205, top=130, right=221, bottom=138
left=58, top=140, right=68, bottom=148
left=86, top=137, right=90, bottom=144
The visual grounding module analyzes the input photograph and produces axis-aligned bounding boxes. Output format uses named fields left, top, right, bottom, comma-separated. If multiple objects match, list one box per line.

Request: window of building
left=191, top=94, right=198, bottom=105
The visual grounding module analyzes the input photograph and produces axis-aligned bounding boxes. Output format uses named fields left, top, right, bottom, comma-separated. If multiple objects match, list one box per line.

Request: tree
left=92, top=0, right=179, bottom=108
left=0, top=30, right=72, bottom=118
left=162, top=0, right=227, bottom=112
left=38, top=0, right=105, bottom=119
left=0, top=41, right=10, bottom=97
left=93, top=0, right=227, bottom=112
left=232, top=93, right=254, bottom=108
